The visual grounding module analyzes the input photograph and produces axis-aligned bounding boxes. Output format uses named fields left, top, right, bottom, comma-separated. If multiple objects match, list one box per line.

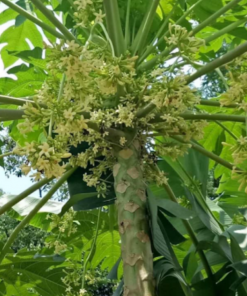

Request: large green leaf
left=0, top=8, right=18, bottom=25
left=62, top=192, right=115, bottom=214
left=0, top=20, right=43, bottom=68
left=156, top=198, right=196, bottom=220
left=90, top=230, right=121, bottom=271
left=8, top=47, right=46, bottom=69
left=0, top=66, right=46, bottom=97
left=0, top=251, right=67, bottom=296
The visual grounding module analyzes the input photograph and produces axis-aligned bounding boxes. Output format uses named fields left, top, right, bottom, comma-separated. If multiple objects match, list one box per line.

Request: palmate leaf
left=0, top=251, right=67, bottom=296
left=0, top=8, right=18, bottom=25
left=8, top=47, right=47, bottom=70
left=0, top=19, right=43, bottom=69
left=0, top=66, right=47, bottom=97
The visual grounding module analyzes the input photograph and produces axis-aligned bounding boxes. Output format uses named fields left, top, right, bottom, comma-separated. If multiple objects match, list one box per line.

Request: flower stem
left=30, top=0, right=76, bottom=41
left=0, top=152, right=13, bottom=160
left=198, top=100, right=237, bottom=108
left=0, top=95, right=46, bottom=108
left=81, top=208, right=101, bottom=290
left=205, top=16, right=247, bottom=44
left=179, top=113, right=247, bottom=123
left=0, top=109, right=24, bottom=120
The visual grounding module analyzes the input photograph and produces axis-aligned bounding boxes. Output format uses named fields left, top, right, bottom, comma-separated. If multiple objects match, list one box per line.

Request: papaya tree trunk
left=113, top=141, right=154, bottom=296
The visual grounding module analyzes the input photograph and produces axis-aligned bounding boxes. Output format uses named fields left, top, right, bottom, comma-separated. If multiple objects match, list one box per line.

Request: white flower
left=21, top=164, right=31, bottom=175
left=64, top=108, right=76, bottom=121
left=38, top=143, right=54, bottom=158
left=30, top=172, right=42, bottom=181
left=120, top=137, right=127, bottom=146
left=36, top=158, right=49, bottom=170
left=24, top=142, right=36, bottom=154
left=94, top=9, right=106, bottom=23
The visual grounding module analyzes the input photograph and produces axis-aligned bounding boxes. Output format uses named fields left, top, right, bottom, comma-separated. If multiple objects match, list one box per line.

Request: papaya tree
left=1, top=0, right=247, bottom=295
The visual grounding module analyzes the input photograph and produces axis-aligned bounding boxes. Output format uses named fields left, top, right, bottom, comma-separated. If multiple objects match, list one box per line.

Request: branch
left=0, top=177, right=53, bottom=216
left=198, top=100, right=237, bottom=108
left=0, top=0, right=65, bottom=40
left=0, top=95, right=46, bottom=108
left=171, top=135, right=234, bottom=170
left=30, top=0, right=76, bottom=41
left=187, top=41, right=247, bottom=83
left=135, top=97, right=238, bottom=123
left=136, top=102, right=157, bottom=118
left=179, top=113, right=246, bottom=123
left=0, top=167, right=77, bottom=264
left=0, top=152, right=13, bottom=159
left=192, top=0, right=242, bottom=35
left=205, top=17, right=247, bottom=44
left=0, top=109, right=25, bottom=120
left=103, top=0, right=125, bottom=56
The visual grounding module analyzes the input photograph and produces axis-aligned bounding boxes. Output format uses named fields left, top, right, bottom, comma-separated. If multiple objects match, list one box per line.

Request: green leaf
left=0, top=67, right=46, bottom=97
left=8, top=47, right=46, bottom=69
left=113, top=280, right=124, bottom=296
left=230, top=260, right=247, bottom=277
left=107, top=257, right=121, bottom=280
left=183, top=252, right=199, bottom=283
left=62, top=193, right=115, bottom=214
left=67, top=160, right=115, bottom=211
left=0, top=20, right=43, bottom=68
left=9, top=121, right=43, bottom=147
left=90, top=231, right=121, bottom=272
left=35, top=10, right=57, bottom=42
left=158, top=210, right=187, bottom=245
left=0, top=9, right=18, bottom=25
left=156, top=198, right=196, bottom=220
left=0, top=251, right=67, bottom=296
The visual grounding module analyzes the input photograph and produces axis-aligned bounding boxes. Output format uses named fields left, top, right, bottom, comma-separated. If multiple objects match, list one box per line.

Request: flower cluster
left=62, top=260, right=85, bottom=296
left=14, top=4, right=207, bottom=195
left=220, top=53, right=247, bottom=109
left=165, top=24, right=205, bottom=57
left=220, top=73, right=247, bottom=109
left=13, top=141, right=70, bottom=179
left=46, top=209, right=77, bottom=254
left=74, top=0, right=104, bottom=28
